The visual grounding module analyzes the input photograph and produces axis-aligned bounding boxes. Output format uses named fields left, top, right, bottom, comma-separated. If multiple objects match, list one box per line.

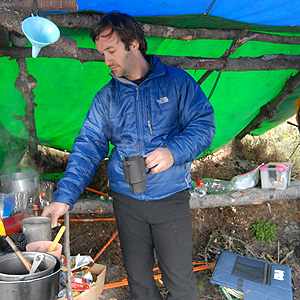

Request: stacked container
left=259, top=162, right=293, bottom=190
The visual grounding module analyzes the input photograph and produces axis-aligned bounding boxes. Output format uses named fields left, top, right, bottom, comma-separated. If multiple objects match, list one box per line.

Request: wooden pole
left=43, top=13, right=300, bottom=46
left=69, top=180, right=300, bottom=214
left=13, top=58, right=39, bottom=159
left=64, top=211, right=73, bottom=300
left=0, top=0, right=78, bottom=12
left=2, top=47, right=300, bottom=72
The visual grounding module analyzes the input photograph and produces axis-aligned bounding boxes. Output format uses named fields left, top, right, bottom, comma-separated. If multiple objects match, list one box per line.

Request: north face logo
left=156, top=97, right=169, bottom=104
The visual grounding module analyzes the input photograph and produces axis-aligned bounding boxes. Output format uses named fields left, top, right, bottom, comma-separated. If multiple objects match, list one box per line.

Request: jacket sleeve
left=165, top=73, right=215, bottom=166
left=53, top=91, right=111, bottom=209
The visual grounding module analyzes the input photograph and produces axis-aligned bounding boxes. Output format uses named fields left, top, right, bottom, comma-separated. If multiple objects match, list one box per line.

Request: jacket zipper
left=136, top=87, right=145, bottom=153
left=146, top=91, right=153, bottom=135
left=113, top=74, right=154, bottom=137
left=148, top=120, right=153, bottom=135
left=137, top=86, right=153, bottom=136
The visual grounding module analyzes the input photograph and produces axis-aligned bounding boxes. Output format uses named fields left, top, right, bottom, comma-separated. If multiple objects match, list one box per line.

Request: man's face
left=96, top=29, right=136, bottom=79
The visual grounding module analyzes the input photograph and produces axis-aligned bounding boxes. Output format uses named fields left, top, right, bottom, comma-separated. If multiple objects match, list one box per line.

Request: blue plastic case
left=211, top=251, right=293, bottom=300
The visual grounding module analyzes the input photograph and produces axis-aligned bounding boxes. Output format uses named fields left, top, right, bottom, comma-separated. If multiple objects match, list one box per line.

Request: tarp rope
left=208, top=72, right=221, bottom=100
left=204, top=0, right=219, bottom=14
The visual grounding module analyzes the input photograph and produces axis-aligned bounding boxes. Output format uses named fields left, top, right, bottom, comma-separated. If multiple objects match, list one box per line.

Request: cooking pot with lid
left=0, top=251, right=56, bottom=281
left=0, top=252, right=61, bottom=300
left=0, top=172, right=40, bottom=196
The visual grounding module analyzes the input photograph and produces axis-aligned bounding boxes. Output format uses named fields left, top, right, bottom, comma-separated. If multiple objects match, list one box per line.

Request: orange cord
left=85, top=186, right=108, bottom=197
left=58, top=216, right=118, bottom=262
left=103, top=263, right=216, bottom=290
left=58, top=218, right=116, bottom=222
left=93, top=230, right=119, bottom=262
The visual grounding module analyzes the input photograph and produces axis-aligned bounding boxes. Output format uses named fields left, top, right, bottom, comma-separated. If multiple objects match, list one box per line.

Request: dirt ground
left=64, top=198, right=300, bottom=300
left=38, top=139, right=300, bottom=299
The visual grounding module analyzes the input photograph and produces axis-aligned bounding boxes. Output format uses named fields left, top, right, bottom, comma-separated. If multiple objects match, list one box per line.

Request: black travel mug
left=122, top=155, right=147, bottom=194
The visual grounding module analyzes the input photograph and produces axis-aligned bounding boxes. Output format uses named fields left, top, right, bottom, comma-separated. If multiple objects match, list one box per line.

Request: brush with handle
left=5, top=236, right=32, bottom=272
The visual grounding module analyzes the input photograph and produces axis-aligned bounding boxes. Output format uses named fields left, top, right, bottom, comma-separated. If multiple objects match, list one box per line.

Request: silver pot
left=21, top=216, right=52, bottom=244
left=0, top=253, right=61, bottom=300
left=0, top=252, right=56, bottom=281
left=0, top=172, right=40, bottom=195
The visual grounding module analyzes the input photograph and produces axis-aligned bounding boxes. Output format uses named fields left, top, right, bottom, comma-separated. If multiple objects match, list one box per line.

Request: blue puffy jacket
left=54, top=55, right=215, bottom=208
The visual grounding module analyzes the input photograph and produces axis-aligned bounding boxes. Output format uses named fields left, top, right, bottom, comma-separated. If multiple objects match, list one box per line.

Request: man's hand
left=144, top=147, right=174, bottom=174
left=41, top=202, right=70, bottom=227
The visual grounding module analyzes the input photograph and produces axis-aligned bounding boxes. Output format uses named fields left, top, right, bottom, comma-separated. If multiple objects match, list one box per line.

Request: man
left=42, top=11, right=215, bottom=299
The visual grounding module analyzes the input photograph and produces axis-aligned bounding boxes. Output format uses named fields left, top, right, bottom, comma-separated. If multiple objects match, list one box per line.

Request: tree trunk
left=235, top=71, right=300, bottom=140
left=13, top=58, right=39, bottom=158
left=0, top=0, right=77, bottom=13
left=2, top=47, right=300, bottom=72
left=43, top=13, right=300, bottom=46
left=70, top=180, right=300, bottom=214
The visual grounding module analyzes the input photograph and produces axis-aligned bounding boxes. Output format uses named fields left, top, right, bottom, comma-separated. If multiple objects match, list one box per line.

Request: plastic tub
left=26, top=240, right=63, bottom=258
left=259, top=162, right=293, bottom=190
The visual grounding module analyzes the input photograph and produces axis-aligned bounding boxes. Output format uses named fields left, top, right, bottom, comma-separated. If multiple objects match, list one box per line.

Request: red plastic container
left=2, top=214, right=29, bottom=235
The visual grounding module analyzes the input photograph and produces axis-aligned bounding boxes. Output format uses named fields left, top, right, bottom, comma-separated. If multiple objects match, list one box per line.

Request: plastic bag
left=230, top=164, right=263, bottom=190
left=0, top=193, right=15, bottom=218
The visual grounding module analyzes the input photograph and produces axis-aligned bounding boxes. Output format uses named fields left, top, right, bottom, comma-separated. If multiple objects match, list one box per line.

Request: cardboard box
left=259, top=162, right=293, bottom=190
left=58, top=263, right=106, bottom=300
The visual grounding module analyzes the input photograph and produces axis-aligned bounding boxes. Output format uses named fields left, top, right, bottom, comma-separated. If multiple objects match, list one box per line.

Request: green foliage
left=250, top=220, right=278, bottom=244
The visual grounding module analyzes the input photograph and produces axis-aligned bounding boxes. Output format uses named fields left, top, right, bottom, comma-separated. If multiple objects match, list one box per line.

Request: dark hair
left=90, top=11, right=147, bottom=56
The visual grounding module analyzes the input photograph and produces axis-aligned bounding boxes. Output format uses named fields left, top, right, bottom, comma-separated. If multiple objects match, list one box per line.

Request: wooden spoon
left=5, top=236, right=32, bottom=272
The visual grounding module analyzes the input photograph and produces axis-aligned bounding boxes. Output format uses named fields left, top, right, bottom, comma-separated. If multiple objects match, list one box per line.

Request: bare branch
left=0, top=10, right=78, bottom=57
left=14, top=58, right=39, bottom=156
left=0, top=0, right=77, bottom=13
left=198, top=36, right=249, bottom=84
left=2, top=11, right=299, bottom=60
left=2, top=47, right=300, bottom=72
left=71, top=180, right=300, bottom=214
left=44, top=13, right=300, bottom=45
left=190, top=180, right=300, bottom=209
left=0, top=25, right=9, bottom=47
left=235, top=71, right=300, bottom=140
left=51, top=35, right=78, bottom=57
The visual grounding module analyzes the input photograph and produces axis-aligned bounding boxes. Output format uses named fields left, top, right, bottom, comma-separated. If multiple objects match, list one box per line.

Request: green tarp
left=1, top=16, right=300, bottom=169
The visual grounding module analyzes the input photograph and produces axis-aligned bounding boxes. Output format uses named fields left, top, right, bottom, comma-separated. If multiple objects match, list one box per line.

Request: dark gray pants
left=112, top=191, right=197, bottom=300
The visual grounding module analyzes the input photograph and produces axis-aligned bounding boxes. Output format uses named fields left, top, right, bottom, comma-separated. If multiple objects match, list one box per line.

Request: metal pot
left=0, top=253, right=61, bottom=300
left=0, top=172, right=40, bottom=195
left=21, top=216, right=52, bottom=244
left=0, top=252, right=56, bottom=281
